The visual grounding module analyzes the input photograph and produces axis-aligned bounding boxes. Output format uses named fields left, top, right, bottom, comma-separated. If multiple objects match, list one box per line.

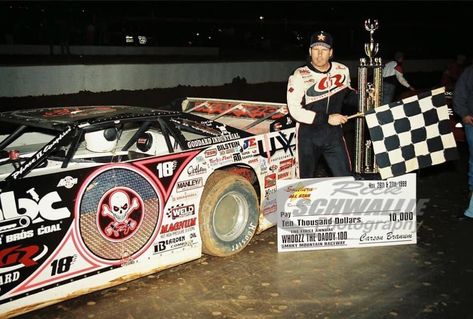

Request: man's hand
left=328, top=114, right=348, bottom=126
left=463, top=115, right=473, bottom=125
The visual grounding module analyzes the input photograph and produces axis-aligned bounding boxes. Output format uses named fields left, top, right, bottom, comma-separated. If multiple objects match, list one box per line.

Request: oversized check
left=277, top=174, right=416, bottom=252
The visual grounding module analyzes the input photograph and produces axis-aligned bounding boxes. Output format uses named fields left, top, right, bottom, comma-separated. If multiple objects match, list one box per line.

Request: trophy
left=354, top=19, right=383, bottom=175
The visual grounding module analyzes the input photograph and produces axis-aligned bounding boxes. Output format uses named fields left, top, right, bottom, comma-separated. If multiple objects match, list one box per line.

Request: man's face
left=310, top=45, right=332, bottom=70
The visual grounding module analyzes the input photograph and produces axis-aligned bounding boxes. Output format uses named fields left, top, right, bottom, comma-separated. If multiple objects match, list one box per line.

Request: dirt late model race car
left=0, top=98, right=296, bottom=317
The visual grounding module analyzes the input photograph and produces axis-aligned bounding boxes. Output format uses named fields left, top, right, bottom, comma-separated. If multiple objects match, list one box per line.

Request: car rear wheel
left=199, top=170, right=259, bottom=257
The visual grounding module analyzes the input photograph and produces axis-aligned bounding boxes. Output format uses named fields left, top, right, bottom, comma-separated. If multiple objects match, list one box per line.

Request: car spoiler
left=181, top=97, right=290, bottom=134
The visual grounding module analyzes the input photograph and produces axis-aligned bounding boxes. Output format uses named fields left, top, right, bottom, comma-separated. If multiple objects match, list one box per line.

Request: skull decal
left=98, top=188, right=144, bottom=241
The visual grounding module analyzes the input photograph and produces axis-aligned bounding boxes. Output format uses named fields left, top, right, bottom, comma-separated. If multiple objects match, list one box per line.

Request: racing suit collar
left=307, top=60, right=332, bottom=74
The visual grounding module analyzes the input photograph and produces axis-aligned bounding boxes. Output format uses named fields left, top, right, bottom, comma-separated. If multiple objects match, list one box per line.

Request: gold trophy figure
left=354, top=19, right=383, bottom=175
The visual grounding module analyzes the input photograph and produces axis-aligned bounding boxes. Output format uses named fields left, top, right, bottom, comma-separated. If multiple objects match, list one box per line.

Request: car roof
left=0, top=105, right=180, bottom=130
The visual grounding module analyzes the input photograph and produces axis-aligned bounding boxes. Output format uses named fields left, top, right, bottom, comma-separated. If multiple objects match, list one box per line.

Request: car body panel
left=0, top=99, right=296, bottom=317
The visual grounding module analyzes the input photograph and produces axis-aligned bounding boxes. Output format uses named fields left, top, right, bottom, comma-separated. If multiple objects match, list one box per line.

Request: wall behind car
left=0, top=59, right=449, bottom=98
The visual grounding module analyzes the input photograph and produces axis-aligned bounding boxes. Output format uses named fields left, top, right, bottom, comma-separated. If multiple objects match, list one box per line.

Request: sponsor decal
left=299, top=69, right=310, bottom=75
left=279, top=158, right=296, bottom=172
left=242, top=138, right=257, bottom=150
left=9, top=126, right=73, bottom=180
left=0, top=190, right=71, bottom=224
left=176, top=177, right=203, bottom=192
left=156, top=161, right=178, bottom=178
left=195, top=155, right=205, bottom=163
left=0, top=216, right=31, bottom=235
left=264, top=203, right=278, bottom=215
left=285, top=183, right=315, bottom=201
left=258, top=132, right=296, bottom=159
left=248, top=158, right=259, bottom=164
left=208, top=155, right=234, bottom=167
left=153, top=236, right=187, bottom=253
left=186, top=133, right=241, bottom=148
left=265, top=199, right=277, bottom=207
left=278, top=171, right=290, bottom=179
left=217, top=124, right=230, bottom=135
left=36, top=223, right=62, bottom=236
left=160, top=217, right=196, bottom=234
left=259, top=157, right=268, bottom=173
left=57, top=176, right=78, bottom=189
left=3, top=229, right=34, bottom=243
left=3, top=222, right=62, bottom=245
left=0, top=244, right=47, bottom=268
left=186, top=164, right=207, bottom=176
left=306, top=74, right=346, bottom=97
left=0, top=271, right=20, bottom=286
left=241, top=151, right=255, bottom=160
left=120, top=253, right=135, bottom=267
left=264, top=188, right=277, bottom=200
left=204, top=148, right=217, bottom=158
left=166, top=204, right=195, bottom=220
left=264, top=173, right=276, bottom=188
left=171, top=192, right=198, bottom=202
left=216, top=141, right=240, bottom=152
left=233, top=153, right=242, bottom=161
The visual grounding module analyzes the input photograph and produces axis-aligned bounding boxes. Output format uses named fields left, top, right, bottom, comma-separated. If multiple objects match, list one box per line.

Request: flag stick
left=347, top=112, right=364, bottom=120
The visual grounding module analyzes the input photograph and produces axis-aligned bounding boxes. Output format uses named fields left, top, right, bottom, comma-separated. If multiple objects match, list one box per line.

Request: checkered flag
left=365, top=87, right=458, bottom=179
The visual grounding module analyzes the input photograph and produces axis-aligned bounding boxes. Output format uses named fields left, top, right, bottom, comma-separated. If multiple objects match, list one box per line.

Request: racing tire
left=199, top=170, right=259, bottom=257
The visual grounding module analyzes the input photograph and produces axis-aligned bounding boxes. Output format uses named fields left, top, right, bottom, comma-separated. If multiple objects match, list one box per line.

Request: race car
left=0, top=99, right=296, bottom=317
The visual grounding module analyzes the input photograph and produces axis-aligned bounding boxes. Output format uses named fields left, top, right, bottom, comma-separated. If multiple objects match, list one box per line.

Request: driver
left=286, top=30, right=358, bottom=178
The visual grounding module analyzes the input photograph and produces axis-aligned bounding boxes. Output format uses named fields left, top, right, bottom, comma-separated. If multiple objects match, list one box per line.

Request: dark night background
left=1, top=1, right=472, bottom=63
left=0, top=1, right=472, bottom=112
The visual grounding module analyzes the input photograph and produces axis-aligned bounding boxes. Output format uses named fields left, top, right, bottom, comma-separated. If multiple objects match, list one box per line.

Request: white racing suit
left=287, top=61, right=357, bottom=178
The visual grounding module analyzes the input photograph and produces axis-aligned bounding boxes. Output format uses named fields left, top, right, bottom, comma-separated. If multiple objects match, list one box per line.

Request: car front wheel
left=199, top=170, right=259, bottom=257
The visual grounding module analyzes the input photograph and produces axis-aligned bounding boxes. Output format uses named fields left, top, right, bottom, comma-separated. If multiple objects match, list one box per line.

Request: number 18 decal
left=156, top=161, right=177, bottom=178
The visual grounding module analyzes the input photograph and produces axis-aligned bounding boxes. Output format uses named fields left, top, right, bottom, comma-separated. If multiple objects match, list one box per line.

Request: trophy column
left=354, top=19, right=383, bottom=176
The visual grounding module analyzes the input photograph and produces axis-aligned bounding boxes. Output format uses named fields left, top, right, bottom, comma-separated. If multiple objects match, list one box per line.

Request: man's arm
left=286, top=73, right=317, bottom=124
left=394, top=65, right=414, bottom=90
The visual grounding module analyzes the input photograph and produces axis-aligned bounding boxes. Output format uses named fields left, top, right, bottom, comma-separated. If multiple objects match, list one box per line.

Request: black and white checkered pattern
left=365, top=87, right=458, bottom=179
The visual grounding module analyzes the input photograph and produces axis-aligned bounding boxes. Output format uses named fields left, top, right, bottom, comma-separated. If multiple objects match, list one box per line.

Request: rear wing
left=181, top=97, right=292, bottom=135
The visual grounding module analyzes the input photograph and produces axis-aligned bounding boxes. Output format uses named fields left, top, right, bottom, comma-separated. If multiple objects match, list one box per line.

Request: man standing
left=286, top=31, right=357, bottom=178
left=382, top=51, right=415, bottom=104
left=453, top=64, right=473, bottom=219
left=441, top=53, right=467, bottom=91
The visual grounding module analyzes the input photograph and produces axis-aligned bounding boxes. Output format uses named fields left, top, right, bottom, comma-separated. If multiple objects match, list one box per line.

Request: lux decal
left=257, top=132, right=296, bottom=158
